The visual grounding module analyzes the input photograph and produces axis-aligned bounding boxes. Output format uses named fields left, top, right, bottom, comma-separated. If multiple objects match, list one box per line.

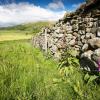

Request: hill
left=0, top=21, right=54, bottom=41
left=0, top=21, right=54, bottom=35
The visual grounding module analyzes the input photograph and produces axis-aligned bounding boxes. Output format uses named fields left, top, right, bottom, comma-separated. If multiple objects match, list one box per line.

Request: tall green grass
left=0, top=41, right=100, bottom=100
left=0, top=41, right=67, bottom=100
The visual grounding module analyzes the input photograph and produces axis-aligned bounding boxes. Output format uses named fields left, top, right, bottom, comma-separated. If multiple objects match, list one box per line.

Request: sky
left=0, top=0, right=85, bottom=27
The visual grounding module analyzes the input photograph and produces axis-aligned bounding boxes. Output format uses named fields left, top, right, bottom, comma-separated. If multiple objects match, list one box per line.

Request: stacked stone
left=32, top=1, right=100, bottom=71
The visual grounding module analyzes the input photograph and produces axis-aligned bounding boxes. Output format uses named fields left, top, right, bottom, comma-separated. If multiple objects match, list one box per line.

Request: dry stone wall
left=32, top=1, right=100, bottom=71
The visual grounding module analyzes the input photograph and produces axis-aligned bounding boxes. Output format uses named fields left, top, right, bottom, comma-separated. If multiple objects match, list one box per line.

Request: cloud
left=0, top=3, right=66, bottom=27
left=47, top=0, right=65, bottom=10
left=72, top=3, right=85, bottom=10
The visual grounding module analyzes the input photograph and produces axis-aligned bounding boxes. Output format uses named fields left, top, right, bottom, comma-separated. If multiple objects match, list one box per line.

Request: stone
left=96, top=27, right=100, bottom=37
left=90, top=28, right=97, bottom=34
left=98, top=20, right=100, bottom=27
left=86, top=28, right=91, bottom=33
left=78, top=41, right=83, bottom=47
left=75, top=46, right=81, bottom=51
left=66, top=26, right=72, bottom=31
left=73, top=24, right=79, bottom=32
left=90, top=34, right=95, bottom=38
left=55, top=28, right=62, bottom=33
left=82, top=39, right=87, bottom=44
left=67, top=31, right=73, bottom=34
left=78, top=30, right=85, bottom=35
left=87, top=22, right=93, bottom=28
left=79, top=24, right=85, bottom=30
left=54, top=51, right=61, bottom=59
left=53, top=33, right=64, bottom=38
left=88, top=38, right=100, bottom=49
left=72, top=32, right=78, bottom=37
left=47, top=28, right=51, bottom=33
left=85, top=33, right=92, bottom=39
left=71, top=19, right=78, bottom=24
left=82, top=44, right=89, bottom=51
left=91, top=53, right=99, bottom=62
left=81, top=50, right=93, bottom=59
left=56, top=41, right=66, bottom=49
left=77, top=17, right=82, bottom=22
left=75, top=45, right=80, bottom=48
left=94, top=48, right=100, bottom=57
left=66, top=22, right=71, bottom=26
left=89, top=18, right=94, bottom=22
left=93, top=18, right=98, bottom=22
left=62, top=24, right=67, bottom=30
left=93, top=22, right=98, bottom=27
left=67, top=34, right=73, bottom=39
left=81, top=35, right=85, bottom=40
left=69, top=39, right=76, bottom=46
left=57, top=34, right=64, bottom=38
left=50, top=45, right=57, bottom=54
left=73, top=36, right=77, bottom=40
left=54, top=38, right=58, bottom=43
left=72, top=23, right=78, bottom=27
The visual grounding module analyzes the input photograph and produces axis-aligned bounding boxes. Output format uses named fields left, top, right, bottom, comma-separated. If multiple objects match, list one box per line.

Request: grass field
left=0, top=22, right=100, bottom=100
left=0, top=27, right=32, bottom=42
left=1, top=40, right=100, bottom=100
left=0, top=34, right=32, bottom=41
left=0, top=21, right=52, bottom=41
left=0, top=40, right=68, bottom=100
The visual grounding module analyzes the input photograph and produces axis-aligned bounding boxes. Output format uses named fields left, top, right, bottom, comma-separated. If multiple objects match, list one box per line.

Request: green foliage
left=59, top=49, right=79, bottom=69
left=84, top=73, right=98, bottom=84
left=0, top=40, right=70, bottom=100
left=58, top=49, right=100, bottom=100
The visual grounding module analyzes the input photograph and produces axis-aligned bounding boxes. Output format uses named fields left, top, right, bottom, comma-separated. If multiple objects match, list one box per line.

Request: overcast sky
left=0, top=0, right=85, bottom=27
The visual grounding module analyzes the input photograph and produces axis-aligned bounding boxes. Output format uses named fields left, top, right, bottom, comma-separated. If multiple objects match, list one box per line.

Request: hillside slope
left=0, top=21, right=54, bottom=35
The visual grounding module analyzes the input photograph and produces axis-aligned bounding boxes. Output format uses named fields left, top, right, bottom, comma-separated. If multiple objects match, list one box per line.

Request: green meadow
left=0, top=22, right=100, bottom=100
